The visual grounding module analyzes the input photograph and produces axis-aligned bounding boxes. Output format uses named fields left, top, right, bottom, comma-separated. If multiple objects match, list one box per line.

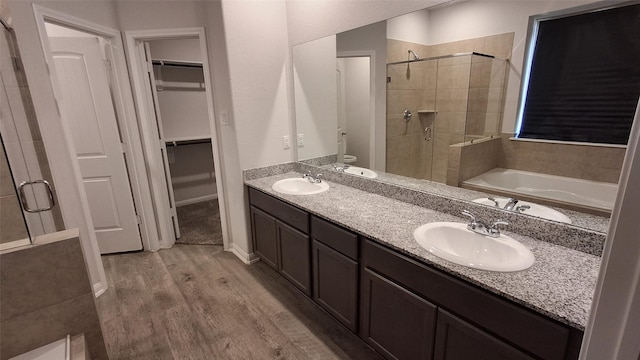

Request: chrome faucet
left=302, top=171, right=323, bottom=183
left=503, top=198, right=519, bottom=211
left=331, top=163, right=351, bottom=172
left=461, top=210, right=509, bottom=238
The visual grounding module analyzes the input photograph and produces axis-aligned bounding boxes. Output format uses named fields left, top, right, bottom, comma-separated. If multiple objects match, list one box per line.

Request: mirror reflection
left=293, top=0, right=639, bottom=230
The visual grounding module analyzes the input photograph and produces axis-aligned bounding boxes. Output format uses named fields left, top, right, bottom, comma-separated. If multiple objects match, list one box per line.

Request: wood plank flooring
left=96, top=245, right=382, bottom=359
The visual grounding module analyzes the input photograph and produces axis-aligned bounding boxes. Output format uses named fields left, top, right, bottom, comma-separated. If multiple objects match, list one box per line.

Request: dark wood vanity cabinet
left=361, top=239, right=582, bottom=360
left=361, top=268, right=437, bottom=360
left=434, top=309, right=534, bottom=360
left=311, top=216, right=359, bottom=332
left=249, top=188, right=311, bottom=296
left=247, top=187, right=583, bottom=360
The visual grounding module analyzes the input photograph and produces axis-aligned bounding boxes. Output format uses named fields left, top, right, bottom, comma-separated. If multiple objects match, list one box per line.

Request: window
left=516, top=2, right=640, bottom=145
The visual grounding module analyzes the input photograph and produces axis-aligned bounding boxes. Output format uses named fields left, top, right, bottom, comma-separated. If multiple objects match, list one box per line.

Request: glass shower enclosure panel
left=0, top=134, right=30, bottom=248
left=465, top=54, right=508, bottom=143
left=385, top=59, right=437, bottom=180
left=1, top=23, right=62, bottom=250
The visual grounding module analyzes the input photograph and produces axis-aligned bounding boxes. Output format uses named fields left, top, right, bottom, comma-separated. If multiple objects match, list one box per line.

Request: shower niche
left=386, top=52, right=508, bottom=184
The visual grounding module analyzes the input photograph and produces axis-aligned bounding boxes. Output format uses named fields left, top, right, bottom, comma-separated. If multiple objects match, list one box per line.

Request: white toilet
left=343, top=154, right=357, bottom=164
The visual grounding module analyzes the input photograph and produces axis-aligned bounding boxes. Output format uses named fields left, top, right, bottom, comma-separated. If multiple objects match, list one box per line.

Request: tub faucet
left=504, top=198, right=519, bottom=211
left=331, top=163, right=350, bottom=172
left=461, top=210, right=509, bottom=238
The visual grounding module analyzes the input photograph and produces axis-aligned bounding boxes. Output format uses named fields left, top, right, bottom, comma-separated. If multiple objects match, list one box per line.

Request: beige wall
left=0, top=230, right=106, bottom=360
left=447, top=137, right=500, bottom=186
left=0, top=144, right=29, bottom=244
left=386, top=33, right=512, bottom=183
left=498, top=134, right=625, bottom=184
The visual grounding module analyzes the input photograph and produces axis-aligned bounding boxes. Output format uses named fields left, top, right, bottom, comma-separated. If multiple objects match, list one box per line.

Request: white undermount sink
left=272, top=177, right=330, bottom=195
left=344, top=166, right=378, bottom=179
left=413, top=222, right=535, bottom=272
left=473, top=197, right=572, bottom=224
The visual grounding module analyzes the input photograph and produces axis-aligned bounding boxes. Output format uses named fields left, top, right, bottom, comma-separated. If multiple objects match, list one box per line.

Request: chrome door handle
left=18, top=179, right=55, bottom=213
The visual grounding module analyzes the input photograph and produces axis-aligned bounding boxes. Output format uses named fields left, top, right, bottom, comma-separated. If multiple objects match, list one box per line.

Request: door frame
left=33, top=7, right=154, bottom=251
left=124, top=28, right=229, bottom=251
left=337, top=51, right=376, bottom=169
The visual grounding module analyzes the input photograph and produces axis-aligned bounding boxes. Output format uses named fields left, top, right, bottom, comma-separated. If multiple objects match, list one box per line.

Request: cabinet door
left=313, top=240, right=358, bottom=331
left=434, top=310, right=534, bottom=360
left=361, top=269, right=437, bottom=360
left=278, top=221, right=311, bottom=296
left=250, top=206, right=278, bottom=269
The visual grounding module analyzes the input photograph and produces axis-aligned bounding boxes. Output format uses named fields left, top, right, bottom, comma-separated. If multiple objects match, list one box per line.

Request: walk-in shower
left=386, top=52, right=508, bottom=183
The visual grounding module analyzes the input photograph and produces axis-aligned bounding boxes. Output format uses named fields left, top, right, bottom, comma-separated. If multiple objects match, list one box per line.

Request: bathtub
left=462, top=168, right=618, bottom=212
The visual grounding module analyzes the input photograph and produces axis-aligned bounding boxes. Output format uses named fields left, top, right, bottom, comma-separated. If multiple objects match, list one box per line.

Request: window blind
left=519, top=4, right=640, bottom=145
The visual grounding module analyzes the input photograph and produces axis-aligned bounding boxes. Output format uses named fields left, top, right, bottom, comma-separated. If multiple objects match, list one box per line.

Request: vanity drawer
left=311, top=216, right=358, bottom=260
left=249, top=188, right=309, bottom=233
left=362, top=239, right=573, bottom=360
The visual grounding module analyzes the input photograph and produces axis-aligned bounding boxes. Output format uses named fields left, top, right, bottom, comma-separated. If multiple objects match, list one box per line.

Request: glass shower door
left=0, top=134, right=30, bottom=248
left=386, top=60, right=437, bottom=180
left=1, top=23, right=62, bottom=249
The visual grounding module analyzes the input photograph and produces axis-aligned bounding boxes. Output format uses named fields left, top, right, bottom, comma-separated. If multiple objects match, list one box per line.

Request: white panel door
left=49, top=37, right=142, bottom=253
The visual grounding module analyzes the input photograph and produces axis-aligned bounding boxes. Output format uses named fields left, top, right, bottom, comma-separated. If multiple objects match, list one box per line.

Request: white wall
left=425, top=0, right=596, bottom=134
left=286, top=0, right=440, bottom=46
left=147, top=38, right=202, bottom=63
left=387, top=7, right=430, bottom=45
left=294, top=35, right=338, bottom=161
left=581, top=103, right=640, bottom=359
left=339, top=57, right=371, bottom=167
left=336, top=20, right=386, bottom=170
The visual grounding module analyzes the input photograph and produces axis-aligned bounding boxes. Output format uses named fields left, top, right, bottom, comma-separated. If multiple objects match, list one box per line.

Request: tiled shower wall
left=498, top=134, right=625, bottom=183
left=0, top=144, right=28, bottom=244
left=386, top=33, right=514, bottom=183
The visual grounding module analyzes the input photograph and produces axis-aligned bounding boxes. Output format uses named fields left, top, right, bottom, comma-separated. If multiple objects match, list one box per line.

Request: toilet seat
left=343, top=154, right=357, bottom=164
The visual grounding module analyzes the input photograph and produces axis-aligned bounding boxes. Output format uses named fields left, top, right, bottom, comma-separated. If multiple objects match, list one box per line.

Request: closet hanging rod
left=166, top=138, right=212, bottom=146
left=152, top=59, right=203, bottom=69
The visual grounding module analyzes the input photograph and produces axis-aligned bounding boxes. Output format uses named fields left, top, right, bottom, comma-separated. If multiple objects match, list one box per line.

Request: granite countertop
left=245, top=172, right=601, bottom=330
left=319, top=164, right=610, bottom=234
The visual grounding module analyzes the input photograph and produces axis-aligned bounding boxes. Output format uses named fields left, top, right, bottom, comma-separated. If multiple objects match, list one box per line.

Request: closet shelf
left=165, top=136, right=212, bottom=146
left=418, top=110, right=437, bottom=114
left=152, top=59, right=203, bottom=68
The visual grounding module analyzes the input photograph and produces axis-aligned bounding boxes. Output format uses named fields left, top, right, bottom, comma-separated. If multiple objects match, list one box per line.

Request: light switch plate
left=220, top=111, right=230, bottom=126
left=283, top=135, right=290, bottom=149
left=297, top=134, right=304, bottom=147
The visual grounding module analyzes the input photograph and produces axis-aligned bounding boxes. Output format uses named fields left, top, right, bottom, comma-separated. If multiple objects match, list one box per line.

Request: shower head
left=408, top=49, right=420, bottom=61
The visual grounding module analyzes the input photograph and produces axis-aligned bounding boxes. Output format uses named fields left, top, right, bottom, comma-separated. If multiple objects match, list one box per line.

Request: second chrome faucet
left=302, top=171, right=323, bottom=183
left=461, top=210, right=509, bottom=238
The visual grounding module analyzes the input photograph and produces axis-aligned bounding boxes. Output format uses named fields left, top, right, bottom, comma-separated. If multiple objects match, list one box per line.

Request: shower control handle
left=403, top=109, right=412, bottom=122
left=424, top=127, right=432, bottom=141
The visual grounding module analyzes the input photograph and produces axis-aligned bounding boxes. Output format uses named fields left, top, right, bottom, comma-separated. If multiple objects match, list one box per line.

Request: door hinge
left=104, top=59, right=112, bottom=71
left=170, top=207, right=177, bottom=218
left=120, top=142, right=127, bottom=154
left=135, top=214, right=141, bottom=224
left=146, top=61, right=154, bottom=73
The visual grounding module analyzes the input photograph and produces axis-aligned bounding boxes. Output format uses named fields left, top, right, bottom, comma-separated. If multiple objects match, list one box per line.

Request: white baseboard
left=175, top=194, right=218, bottom=207
left=228, top=243, right=260, bottom=265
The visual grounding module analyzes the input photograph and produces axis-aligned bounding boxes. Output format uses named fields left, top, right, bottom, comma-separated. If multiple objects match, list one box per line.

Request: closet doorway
left=126, top=29, right=228, bottom=250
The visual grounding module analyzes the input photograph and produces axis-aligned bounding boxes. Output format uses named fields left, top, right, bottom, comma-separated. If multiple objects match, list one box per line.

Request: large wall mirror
left=292, top=0, right=640, bottom=233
